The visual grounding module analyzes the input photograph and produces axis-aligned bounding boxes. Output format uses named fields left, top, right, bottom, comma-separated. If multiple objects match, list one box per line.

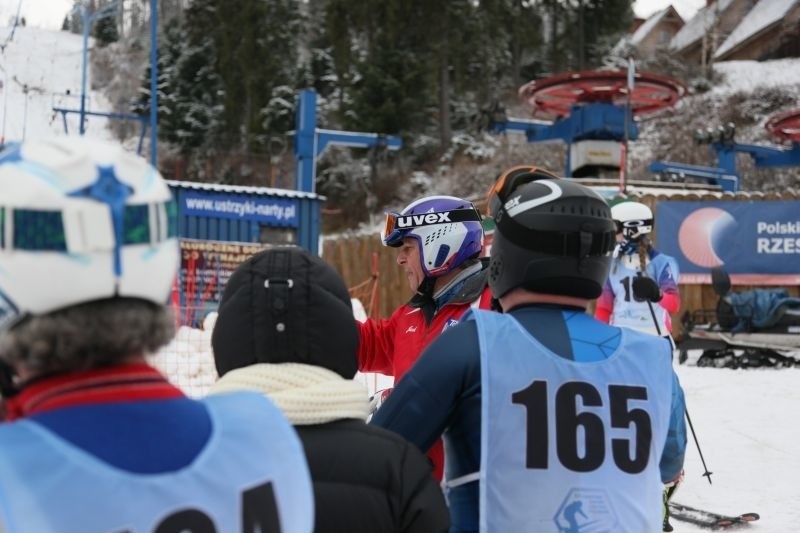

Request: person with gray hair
left=0, top=137, right=314, bottom=532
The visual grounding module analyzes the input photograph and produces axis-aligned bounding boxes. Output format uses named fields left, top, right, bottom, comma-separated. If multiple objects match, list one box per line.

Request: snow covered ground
left=0, top=24, right=113, bottom=143
left=670, top=359, right=800, bottom=532
left=712, top=58, right=800, bottom=96
left=153, top=307, right=799, bottom=531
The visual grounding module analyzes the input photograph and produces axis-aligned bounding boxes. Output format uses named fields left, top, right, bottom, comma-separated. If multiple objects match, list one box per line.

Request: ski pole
left=635, top=273, right=714, bottom=484
left=684, top=406, right=713, bottom=484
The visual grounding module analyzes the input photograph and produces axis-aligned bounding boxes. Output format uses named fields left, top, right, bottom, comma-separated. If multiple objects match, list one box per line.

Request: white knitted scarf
left=209, top=363, right=370, bottom=425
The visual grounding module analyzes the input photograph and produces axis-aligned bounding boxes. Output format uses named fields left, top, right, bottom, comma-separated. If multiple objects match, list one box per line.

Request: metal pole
left=622, top=57, right=634, bottom=194
left=637, top=273, right=714, bottom=485
left=150, top=0, right=158, bottom=167
left=79, top=8, right=89, bottom=135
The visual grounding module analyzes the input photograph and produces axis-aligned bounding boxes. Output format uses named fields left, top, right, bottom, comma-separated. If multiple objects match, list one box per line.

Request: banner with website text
left=656, top=201, right=800, bottom=284
left=181, top=191, right=299, bottom=226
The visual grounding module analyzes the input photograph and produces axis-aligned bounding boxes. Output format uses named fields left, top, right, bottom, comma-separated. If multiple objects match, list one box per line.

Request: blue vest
left=474, top=310, right=672, bottom=533
left=608, top=252, right=679, bottom=335
left=0, top=392, right=314, bottom=533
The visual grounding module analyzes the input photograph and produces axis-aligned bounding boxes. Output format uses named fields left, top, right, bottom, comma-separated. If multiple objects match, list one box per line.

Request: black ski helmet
left=485, top=165, right=561, bottom=217
left=488, top=176, right=616, bottom=300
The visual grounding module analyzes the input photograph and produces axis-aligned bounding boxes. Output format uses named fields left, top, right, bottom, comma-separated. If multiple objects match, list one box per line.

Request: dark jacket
left=296, top=419, right=449, bottom=533
left=213, top=247, right=449, bottom=533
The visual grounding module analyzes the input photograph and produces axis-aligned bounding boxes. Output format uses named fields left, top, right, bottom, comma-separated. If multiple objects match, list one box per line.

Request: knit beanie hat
left=212, top=246, right=359, bottom=379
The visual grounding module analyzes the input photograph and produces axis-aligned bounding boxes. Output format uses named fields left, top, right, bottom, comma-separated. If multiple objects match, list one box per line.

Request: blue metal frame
left=294, top=89, right=402, bottom=193
left=54, top=0, right=158, bottom=167
left=649, top=141, right=800, bottom=192
left=489, top=103, right=638, bottom=177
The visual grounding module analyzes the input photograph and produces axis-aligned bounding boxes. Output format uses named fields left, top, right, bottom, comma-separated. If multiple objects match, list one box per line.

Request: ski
left=668, top=501, right=760, bottom=530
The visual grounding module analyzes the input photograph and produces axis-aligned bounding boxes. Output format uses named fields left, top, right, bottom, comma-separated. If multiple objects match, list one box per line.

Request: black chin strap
left=0, top=360, right=19, bottom=399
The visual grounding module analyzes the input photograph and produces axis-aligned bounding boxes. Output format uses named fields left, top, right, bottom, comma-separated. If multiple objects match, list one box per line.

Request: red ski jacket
left=358, top=265, right=493, bottom=479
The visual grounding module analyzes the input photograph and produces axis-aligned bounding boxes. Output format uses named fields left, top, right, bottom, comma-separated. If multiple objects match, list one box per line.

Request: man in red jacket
left=358, top=195, right=492, bottom=479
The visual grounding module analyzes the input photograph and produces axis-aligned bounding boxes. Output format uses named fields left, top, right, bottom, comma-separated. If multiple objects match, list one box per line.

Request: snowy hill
left=0, top=24, right=114, bottom=143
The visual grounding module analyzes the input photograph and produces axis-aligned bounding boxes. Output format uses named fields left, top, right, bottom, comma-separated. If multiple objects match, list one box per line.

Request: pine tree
left=94, top=13, right=119, bottom=46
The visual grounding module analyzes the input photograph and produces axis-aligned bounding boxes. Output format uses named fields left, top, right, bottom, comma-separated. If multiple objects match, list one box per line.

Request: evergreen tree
left=215, top=0, right=302, bottom=152
left=172, top=1, right=224, bottom=153
left=94, top=13, right=119, bottom=46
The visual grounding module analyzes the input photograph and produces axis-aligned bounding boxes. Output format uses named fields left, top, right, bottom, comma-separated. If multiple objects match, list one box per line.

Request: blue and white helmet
left=0, top=137, right=179, bottom=332
left=382, top=195, right=483, bottom=277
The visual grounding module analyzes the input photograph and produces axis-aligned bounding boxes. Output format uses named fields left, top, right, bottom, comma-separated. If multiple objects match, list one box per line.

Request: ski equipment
left=489, top=178, right=616, bottom=299
left=382, top=196, right=483, bottom=278
left=668, top=501, right=759, bottom=530
left=0, top=137, right=178, bottom=333
left=612, top=201, right=653, bottom=241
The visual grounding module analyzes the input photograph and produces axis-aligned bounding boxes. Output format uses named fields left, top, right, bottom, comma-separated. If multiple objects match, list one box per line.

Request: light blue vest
left=474, top=310, right=672, bottom=533
left=608, top=252, right=679, bottom=334
left=0, top=392, right=314, bottom=533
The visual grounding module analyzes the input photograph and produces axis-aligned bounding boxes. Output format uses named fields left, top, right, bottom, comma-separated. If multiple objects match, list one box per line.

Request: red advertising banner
left=180, top=239, right=266, bottom=322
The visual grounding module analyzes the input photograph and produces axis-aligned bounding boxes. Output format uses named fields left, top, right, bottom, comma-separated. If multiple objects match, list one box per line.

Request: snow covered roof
left=714, top=0, right=799, bottom=58
left=671, top=0, right=737, bottom=52
left=612, top=7, right=683, bottom=55
left=166, top=180, right=326, bottom=200
left=631, top=8, right=671, bottom=45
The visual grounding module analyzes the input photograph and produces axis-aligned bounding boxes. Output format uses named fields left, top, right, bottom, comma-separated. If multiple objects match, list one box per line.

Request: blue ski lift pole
left=294, top=89, right=402, bottom=193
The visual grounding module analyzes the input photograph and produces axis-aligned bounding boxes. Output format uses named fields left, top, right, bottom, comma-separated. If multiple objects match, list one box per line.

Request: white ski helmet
left=0, top=137, right=179, bottom=332
left=611, top=201, right=653, bottom=241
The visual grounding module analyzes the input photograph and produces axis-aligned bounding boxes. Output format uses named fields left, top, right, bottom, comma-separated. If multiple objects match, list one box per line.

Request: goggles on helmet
left=382, top=207, right=483, bottom=247
left=616, top=218, right=653, bottom=238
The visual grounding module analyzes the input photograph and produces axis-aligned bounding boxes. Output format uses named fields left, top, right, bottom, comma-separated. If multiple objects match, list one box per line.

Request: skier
left=371, top=170, right=687, bottom=532
left=595, top=201, right=682, bottom=336
left=210, top=246, right=450, bottom=533
left=0, top=137, right=313, bottom=532
left=358, top=194, right=492, bottom=479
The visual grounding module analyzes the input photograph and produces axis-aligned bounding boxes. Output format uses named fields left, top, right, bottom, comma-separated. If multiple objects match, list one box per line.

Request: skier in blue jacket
left=372, top=168, right=687, bottom=533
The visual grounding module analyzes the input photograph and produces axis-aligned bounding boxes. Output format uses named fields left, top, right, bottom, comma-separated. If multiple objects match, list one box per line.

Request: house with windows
left=714, top=0, right=800, bottom=60
left=613, top=6, right=685, bottom=58
left=670, top=0, right=754, bottom=64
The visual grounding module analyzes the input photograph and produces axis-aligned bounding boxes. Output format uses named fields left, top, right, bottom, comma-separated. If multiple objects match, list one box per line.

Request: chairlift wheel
left=517, top=69, right=686, bottom=119
left=765, top=108, right=800, bottom=143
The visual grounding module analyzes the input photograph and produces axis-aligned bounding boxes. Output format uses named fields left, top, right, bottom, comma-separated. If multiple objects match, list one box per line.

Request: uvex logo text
left=397, top=212, right=452, bottom=228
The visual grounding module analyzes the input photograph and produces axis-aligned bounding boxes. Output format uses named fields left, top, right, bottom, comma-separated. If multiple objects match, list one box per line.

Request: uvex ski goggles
left=382, top=207, right=482, bottom=246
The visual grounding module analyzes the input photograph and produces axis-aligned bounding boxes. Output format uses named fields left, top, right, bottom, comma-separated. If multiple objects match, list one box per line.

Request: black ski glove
left=633, top=275, right=663, bottom=303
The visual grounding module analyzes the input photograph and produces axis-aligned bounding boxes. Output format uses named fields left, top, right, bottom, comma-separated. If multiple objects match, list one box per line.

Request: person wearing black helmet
left=371, top=168, right=687, bottom=533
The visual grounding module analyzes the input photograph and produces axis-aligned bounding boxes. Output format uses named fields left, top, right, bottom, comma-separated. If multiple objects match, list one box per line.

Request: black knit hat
left=212, top=246, right=359, bottom=379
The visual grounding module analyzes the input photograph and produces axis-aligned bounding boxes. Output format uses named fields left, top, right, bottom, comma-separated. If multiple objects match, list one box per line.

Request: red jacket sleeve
left=660, top=291, right=681, bottom=314
left=357, top=308, right=401, bottom=375
left=594, top=280, right=613, bottom=323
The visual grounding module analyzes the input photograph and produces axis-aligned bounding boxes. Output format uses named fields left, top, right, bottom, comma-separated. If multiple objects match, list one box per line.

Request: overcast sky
left=0, top=0, right=72, bottom=30
left=1, top=0, right=706, bottom=33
